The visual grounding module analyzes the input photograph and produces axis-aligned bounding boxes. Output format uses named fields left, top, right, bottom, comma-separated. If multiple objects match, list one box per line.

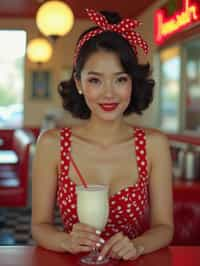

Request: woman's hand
left=98, top=232, right=144, bottom=261
left=61, top=223, right=103, bottom=254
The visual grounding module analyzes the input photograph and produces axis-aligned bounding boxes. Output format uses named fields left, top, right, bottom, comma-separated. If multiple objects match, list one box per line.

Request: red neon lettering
left=154, top=0, right=200, bottom=45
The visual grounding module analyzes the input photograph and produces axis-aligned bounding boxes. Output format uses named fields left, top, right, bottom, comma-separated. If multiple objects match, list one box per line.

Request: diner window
left=159, top=46, right=181, bottom=132
left=184, top=37, right=200, bottom=133
left=0, top=30, right=26, bottom=128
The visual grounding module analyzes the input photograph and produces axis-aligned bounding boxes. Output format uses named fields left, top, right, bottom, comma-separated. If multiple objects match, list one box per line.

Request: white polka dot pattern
left=57, top=127, right=150, bottom=240
left=73, top=8, right=149, bottom=65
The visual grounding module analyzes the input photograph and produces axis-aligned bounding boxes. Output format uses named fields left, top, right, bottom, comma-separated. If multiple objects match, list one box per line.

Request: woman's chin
left=94, top=112, right=124, bottom=122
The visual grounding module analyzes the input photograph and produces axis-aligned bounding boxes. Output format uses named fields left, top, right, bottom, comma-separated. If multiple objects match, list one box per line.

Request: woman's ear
left=73, top=72, right=83, bottom=95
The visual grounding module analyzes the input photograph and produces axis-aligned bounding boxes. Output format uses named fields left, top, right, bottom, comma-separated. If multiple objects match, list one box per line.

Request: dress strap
left=134, top=127, right=148, bottom=177
left=60, top=127, right=72, bottom=174
left=60, top=128, right=86, bottom=186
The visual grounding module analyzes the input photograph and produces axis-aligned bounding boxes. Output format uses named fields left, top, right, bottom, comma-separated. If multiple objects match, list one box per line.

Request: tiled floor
left=0, top=206, right=63, bottom=245
left=0, top=147, right=64, bottom=245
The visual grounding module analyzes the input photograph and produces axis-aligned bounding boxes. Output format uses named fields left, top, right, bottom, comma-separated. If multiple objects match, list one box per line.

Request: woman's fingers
left=72, top=230, right=101, bottom=245
left=99, top=232, right=124, bottom=259
left=112, top=236, right=130, bottom=254
left=68, top=223, right=103, bottom=254
left=76, top=236, right=97, bottom=247
left=76, top=245, right=93, bottom=253
left=98, top=232, right=144, bottom=261
left=73, top=223, right=98, bottom=234
left=109, top=237, right=131, bottom=259
left=118, top=244, right=136, bottom=259
left=124, top=245, right=144, bottom=260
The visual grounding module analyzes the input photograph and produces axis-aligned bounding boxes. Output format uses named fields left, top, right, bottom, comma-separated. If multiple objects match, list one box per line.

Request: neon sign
left=154, top=0, right=200, bottom=45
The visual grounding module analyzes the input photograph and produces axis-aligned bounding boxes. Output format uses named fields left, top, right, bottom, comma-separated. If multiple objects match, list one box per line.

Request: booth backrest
left=12, top=130, right=33, bottom=187
left=172, top=184, right=200, bottom=245
left=0, top=129, right=33, bottom=206
left=0, top=129, right=14, bottom=150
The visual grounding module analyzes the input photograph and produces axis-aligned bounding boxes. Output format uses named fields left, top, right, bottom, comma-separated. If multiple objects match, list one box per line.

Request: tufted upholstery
left=172, top=182, right=200, bottom=245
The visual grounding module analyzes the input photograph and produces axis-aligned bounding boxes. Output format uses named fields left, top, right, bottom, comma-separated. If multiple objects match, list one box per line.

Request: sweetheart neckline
left=61, top=127, right=148, bottom=200
left=66, top=174, right=144, bottom=200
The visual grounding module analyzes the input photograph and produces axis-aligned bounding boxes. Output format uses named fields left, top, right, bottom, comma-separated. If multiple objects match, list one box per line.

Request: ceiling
left=0, top=0, right=155, bottom=19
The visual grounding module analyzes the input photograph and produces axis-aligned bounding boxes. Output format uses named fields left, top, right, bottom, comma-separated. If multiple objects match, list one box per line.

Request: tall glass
left=76, top=185, right=109, bottom=265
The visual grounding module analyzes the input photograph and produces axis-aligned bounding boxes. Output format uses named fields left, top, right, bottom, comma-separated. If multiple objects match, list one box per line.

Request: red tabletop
left=0, top=246, right=199, bottom=266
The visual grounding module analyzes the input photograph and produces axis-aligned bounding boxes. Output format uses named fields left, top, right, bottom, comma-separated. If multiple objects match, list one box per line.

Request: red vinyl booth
left=172, top=182, right=200, bottom=245
left=0, top=129, right=33, bottom=207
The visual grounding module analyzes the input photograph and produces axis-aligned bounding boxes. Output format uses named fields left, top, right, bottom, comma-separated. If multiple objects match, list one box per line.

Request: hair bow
left=74, top=8, right=149, bottom=65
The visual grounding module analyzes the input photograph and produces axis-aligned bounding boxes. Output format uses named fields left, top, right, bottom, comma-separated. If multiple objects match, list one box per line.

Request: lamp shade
left=36, top=1, right=74, bottom=38
left=27, top=38, right=53, bottom=63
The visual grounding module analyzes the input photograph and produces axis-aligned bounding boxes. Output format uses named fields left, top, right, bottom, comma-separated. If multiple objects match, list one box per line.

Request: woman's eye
left=88, top=78, right=100, bottom=84
left=117, top=76, right=128, bottom=83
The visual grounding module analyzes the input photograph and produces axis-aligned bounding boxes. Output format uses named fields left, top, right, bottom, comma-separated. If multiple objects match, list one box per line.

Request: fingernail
left=99, top=238, right=105, bottom=244
left=96, top=242, right=101, bottom=248
left=96, top=230, right=101, bottom=235
left=97, top=256, right=103, bottom=261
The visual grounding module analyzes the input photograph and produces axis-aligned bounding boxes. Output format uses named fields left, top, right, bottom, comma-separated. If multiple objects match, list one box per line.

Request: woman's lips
left=99, top=103, right=119, bottom=112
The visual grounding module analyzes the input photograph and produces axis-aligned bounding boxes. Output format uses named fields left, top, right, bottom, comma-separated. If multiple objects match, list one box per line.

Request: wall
left=0, top=18, right=93, bottom=127
left=0, top=1, right=165, bottom=128
left=135, top=0, right=167, bottom=128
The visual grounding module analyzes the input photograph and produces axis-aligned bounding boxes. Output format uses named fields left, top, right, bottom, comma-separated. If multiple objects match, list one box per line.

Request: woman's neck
left=82, top=116, right=133, bottom=148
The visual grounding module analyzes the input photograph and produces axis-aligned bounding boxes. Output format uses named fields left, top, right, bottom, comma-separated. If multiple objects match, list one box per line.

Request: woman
left=31, top=9, right=174, bottom=261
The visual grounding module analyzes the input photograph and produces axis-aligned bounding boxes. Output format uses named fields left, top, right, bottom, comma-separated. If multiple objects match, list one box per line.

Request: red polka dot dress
left=57, top=127, right=150, bottom=240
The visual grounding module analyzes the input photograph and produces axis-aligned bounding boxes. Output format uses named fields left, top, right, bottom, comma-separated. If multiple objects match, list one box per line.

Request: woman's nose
left=103, top=82, right=114, bottom=97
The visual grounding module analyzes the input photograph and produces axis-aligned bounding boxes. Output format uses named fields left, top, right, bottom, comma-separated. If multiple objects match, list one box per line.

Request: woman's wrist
left=132, top=240, right=145, bottom=256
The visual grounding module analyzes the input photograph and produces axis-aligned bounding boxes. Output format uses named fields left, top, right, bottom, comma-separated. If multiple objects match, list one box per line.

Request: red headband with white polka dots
left=73, top=8, right=149, bottom=65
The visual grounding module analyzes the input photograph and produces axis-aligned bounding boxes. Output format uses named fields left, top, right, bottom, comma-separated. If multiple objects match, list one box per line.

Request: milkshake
left=76, top=184, right=109, bottom=265
left=76, top=185, right=109, bottom=230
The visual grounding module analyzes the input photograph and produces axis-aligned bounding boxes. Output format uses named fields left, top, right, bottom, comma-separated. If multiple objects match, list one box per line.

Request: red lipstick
left=99, top=103, right=119, bottom=112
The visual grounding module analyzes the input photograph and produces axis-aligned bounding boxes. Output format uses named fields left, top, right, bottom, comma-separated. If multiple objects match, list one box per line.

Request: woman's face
left=75, top=50, right=132, bottom=122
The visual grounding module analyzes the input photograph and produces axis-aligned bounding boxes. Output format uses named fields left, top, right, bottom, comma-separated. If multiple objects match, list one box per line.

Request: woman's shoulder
left=144, top=127, right=170, bottom=150
left=36, top=128, right=61, bottom=151
left=38, top=126, right=73, bottom=141
left=144, top=127, right=167, bottom=137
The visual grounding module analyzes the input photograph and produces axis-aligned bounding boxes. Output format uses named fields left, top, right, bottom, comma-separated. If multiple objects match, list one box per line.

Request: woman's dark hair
left=58, top=11, right=155, bottom=119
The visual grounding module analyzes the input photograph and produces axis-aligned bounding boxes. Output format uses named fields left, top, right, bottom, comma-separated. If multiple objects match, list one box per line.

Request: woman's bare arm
left=132, top=129, right=174, bottom=253
left=31, top=129, right=71, bottom=252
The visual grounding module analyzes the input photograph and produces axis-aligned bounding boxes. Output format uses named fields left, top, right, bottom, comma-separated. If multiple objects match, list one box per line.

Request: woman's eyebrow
left=87, top=71, right=126, bottom=76
left=87, top=71, right=102, bottom=76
